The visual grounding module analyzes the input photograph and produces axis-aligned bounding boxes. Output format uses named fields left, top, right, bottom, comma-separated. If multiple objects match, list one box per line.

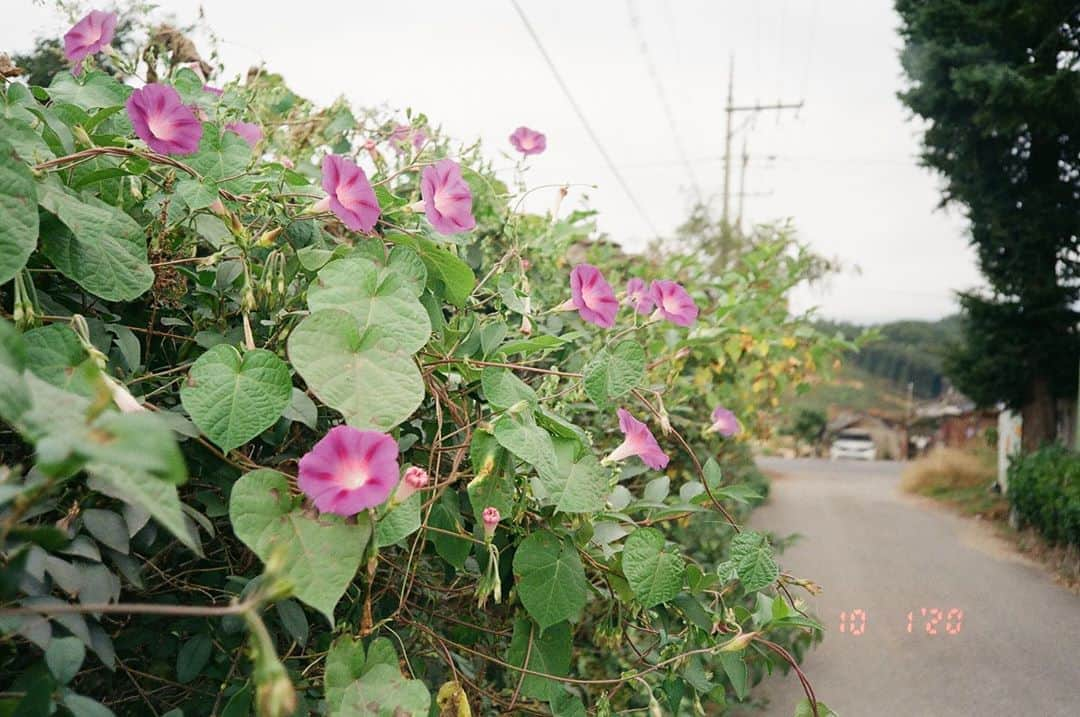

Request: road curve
left=743, top=457, right=1079, bottom=717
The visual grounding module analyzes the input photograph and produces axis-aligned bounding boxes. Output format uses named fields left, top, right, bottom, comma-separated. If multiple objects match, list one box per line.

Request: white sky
left=4, top=0, right=986, bottom=323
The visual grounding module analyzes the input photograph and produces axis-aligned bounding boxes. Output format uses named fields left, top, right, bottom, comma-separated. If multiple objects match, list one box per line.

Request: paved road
left=743, top=458, right=1079, bottom=717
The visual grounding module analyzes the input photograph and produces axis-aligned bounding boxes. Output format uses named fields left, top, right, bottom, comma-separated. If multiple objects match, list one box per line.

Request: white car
left=829, top=430, right=877, bottom=461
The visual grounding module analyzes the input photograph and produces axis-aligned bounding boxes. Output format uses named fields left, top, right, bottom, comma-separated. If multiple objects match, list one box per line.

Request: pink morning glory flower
left=482, top=506, right=501, bottom=541
left=569, top=264, right=618, bottom=328
left=509, top=126, right=546, bottom=156
left=411, top=127, right=429, bottom=150
left=707, top=406, right=741, bottom=437
left=626, top=277, right=655, bottom=315
left=126, top=84, right=203, bottom=156
left=321, top=154, right=381, bottom=233
left=421, top=159, right=476, bottom=235
left=602, top=408, right=669, bottom=470
left=649, top=280, right=698, bottom=327
left=226, top=121, right=262, bottom=149
left=393, top=465, right=429, bottom=504
left=203, top=84, right=224, bottom=97
left=298, top=425, right=400, bottom=516
left=63, top=10, right=117, bottom=72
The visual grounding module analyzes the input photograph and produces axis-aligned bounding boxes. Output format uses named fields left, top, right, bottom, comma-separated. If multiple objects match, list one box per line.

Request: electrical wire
left=508, top=0, right=661, bottom=236
left=626, top=0, right=702, bottom=200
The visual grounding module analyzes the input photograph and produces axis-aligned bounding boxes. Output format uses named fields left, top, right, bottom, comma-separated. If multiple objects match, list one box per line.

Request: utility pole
left=736, top=138, right=749, bottom=234
left=721, top=55, right=804, bottom=228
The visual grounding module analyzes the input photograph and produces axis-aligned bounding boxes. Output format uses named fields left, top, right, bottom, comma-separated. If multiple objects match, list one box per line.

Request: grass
left=901, top=446, right=1007, bottom=519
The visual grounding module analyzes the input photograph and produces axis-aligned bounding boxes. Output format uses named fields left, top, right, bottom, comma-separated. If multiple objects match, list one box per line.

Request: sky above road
left=3, top=0, right=986, bottom=323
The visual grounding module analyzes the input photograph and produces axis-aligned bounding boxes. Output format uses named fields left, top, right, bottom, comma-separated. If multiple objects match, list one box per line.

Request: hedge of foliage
left=0, top=8, right=851, bottom=717
left=1008, top=445, right=1080, bottom=548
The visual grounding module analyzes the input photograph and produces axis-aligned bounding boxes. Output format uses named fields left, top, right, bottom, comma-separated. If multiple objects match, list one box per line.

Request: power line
left=626, top=0, right=702, bottom=201
left=508, top=0, right=661, bottom=236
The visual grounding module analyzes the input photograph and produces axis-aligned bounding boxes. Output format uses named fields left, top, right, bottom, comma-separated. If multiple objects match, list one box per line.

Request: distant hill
left=816, top=316, right=962, bottom=399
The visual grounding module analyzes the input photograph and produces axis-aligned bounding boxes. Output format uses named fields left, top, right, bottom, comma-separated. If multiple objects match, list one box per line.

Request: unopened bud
left=520, top=315, right=532, bottom=336
left=392, top=466, right=429, bottom=505
left=255, top=666, right=297, bottom=717
left=482, top=506, right=501, bottom=542
left=718, top=631, right=757, bottom=652
left=72, top=125, right=93, bottom=149
left=256, top=226, right=283, bottom=248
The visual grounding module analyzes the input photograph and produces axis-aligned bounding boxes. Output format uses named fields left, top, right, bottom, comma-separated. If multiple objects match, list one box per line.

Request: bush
left=1008, top=445, right=1080, bottom=547
left=0, top=8, right=846, bottom=717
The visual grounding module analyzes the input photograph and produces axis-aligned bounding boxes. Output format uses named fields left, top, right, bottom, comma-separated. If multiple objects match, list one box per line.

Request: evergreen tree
left=896, top=1, right=1080, bottom=450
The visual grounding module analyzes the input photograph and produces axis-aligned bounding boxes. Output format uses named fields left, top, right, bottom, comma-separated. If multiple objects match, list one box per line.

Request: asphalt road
left=742, top=457, right=1079, bottom=717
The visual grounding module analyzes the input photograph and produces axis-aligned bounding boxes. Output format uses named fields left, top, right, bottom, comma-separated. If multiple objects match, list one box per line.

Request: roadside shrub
left=0, top=7, right=846, bottom=717
left=1008, top=445, right=1080, bottom=547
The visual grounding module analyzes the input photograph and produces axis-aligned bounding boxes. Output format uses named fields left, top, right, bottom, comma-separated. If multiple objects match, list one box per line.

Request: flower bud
left=718, top=631, right=757, bottom=652
left=72, top=125, right=93, bottom=149
left=255, top=667, right=297, bottom=717
left=481, top=506, right=500, bottom=542
left=256, top=226, right=283, bottom=248
left=392, top=465, right=429, bottom=505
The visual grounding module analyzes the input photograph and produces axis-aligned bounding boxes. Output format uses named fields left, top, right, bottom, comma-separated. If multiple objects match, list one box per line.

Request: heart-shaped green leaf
left=229, top=469, right=371, bottom=624
left=512, top=530, right=588, bottom=630
left=535, top=438, right=609, bottom=514
left=583, top=340, right=645, bottom=407
left=288, top=309, right=424, bottom=431
left=180, top=345, right=292, bottom=451
left=36, top=177, right=153, bottom=301
left=308, top=255, right=431, bottom=354
left=622, top=527, right=685, bottom=608
left=0, top=138, right=38, bottom=286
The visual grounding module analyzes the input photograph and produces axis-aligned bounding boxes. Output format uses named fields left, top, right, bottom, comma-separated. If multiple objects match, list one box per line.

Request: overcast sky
left=4, top=0, right=985, bottom=323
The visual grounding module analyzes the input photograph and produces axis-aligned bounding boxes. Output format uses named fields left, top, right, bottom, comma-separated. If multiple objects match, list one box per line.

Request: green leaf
left=493, top=414, right=558, bottom=478
left=282, top=387, right=318, bottom=429
left=497, top=334, right=568, bottom=357
left=512, top=531, right=588, bottom=630
left=325, top=635, right=366, bottom=713
left=535, top=438, right=608, bottom=514
left=0, top=320, right=29, bottom=429
left=794, top=700, right=839, bottom=717
left=0, top=139, right=38, bottom=285
left=288, top=309, right=424, bottom=431
left=387, top=245, right=427, bottom=294
left=36, top=178, right=153, bottom=301
left=428, top=493, right=470, bottom=569
left=47, top=71, right=131, bottom=110
left=87, top=468, right=200, bottom=555
left=385, top=233, right=474, bottom=306
left=375, top=493, right=421, bottom=547
left=506, top=618, right=572, bottom=702
left=549, top=692, right=587, bottom=717
left=60, top=693, right=115, bottom=717
left=229, top=469, right=371, bottom=624
left=180, top=345, right=292, bottom=451
left=335, top=663, right=431, bottom=717
left=174, top=178, right=218, bottom=211
left=45, top=636, right=85, bottom=684
left=480, top=367, right=537, bottom=410
left=275, top=599, right=309, bottom=645
left=582, top=340, right=645, bottom=407
left=622, top=527, right=685, bottom=608
left=186, top=127, right=251, bottom=185
left=21, top=324, right=87, bottom=390
left=0, top=117, right=55, bottom=162
left=308, top=255, right=431, bottom=354
left=719, top=652, right=749, bottom=700
left=728, top=530, right=779, bottom=592
left=82, top=509, right=129, bottom=554
left=466, top=471, right=515, bottom=525
left=176, top=634, right=212, bottom=683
